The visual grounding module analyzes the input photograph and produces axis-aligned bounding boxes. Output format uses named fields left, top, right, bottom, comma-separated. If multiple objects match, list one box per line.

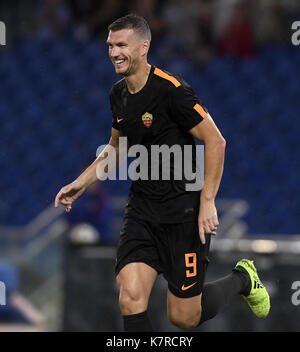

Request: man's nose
left=110, top=46, right=120, bottom=58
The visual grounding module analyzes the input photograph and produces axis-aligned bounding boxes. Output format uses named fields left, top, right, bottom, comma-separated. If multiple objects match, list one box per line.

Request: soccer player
left=55, top=14, right=270, bottom=331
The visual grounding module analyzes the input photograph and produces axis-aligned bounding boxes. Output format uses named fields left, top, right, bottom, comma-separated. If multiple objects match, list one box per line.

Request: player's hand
left=198, top=199, right=219, bottom=245
left=54, top=179, right=86, bottom=212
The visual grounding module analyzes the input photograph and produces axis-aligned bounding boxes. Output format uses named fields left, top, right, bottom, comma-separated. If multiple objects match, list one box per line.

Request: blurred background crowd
left=2, top=0, right=300, bottom=65
left=0, top=0, right=299, bottom=332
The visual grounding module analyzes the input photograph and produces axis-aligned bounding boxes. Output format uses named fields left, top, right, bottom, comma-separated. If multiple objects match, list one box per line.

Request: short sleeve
left=110, top=87, right=120, bottom=131
left=169, top=81, right=208, bottom=132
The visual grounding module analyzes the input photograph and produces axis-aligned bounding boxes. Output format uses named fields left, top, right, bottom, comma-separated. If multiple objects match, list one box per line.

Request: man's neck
left=125, top=62, right=151, bottom=94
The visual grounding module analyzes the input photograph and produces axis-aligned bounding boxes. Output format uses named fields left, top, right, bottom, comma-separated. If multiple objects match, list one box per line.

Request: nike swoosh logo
left=181, top=282, right=198, bottom=291
left=117, top=118, right=123, bottom=123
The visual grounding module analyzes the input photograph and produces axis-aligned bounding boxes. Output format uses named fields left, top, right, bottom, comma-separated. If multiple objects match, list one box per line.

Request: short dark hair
left=108, top=14, right=151, bottom=42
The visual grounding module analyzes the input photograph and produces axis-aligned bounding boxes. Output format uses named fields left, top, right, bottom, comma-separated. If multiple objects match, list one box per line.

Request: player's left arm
left=168, top=80, right=225, bottom=244
left=189, top=114, right=226, bottom=244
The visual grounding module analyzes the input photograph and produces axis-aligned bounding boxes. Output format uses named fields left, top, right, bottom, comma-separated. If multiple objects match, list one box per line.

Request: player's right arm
left=54, top=127, right=120, bottom=212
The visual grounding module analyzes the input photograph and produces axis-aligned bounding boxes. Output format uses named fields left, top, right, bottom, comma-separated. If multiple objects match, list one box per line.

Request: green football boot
left=235, top=259, right=270, bottom=319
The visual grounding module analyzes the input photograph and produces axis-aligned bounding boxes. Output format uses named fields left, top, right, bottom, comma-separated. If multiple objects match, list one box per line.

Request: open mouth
left=115, top=59, right=127, bottom=67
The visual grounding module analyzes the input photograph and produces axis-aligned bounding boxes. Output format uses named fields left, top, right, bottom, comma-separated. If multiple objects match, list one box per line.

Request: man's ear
left=141, top=40, right=150, bottom=56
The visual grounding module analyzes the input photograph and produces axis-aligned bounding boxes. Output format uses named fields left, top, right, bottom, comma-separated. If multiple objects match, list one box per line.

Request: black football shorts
left=115, top=215, right=211, bottom=298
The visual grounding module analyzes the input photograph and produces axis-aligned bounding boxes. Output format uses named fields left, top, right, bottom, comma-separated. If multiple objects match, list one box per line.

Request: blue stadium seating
left=0, top=36, right=298, bottom=235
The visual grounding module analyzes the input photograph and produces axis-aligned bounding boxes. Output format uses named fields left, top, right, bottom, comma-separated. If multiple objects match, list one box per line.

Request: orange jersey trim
left=193, top=103, right=207, bottom=118
left=154, top=67, right=181, bottom=88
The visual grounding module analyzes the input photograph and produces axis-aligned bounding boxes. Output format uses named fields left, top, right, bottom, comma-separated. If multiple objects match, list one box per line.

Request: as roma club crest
left=142, top=112, right=153, bottom=128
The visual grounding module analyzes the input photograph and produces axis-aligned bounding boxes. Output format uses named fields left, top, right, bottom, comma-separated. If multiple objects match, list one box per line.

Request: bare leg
left=117, top=262, right=158, bottom=331
left=167, top=290, right=202, bottom=329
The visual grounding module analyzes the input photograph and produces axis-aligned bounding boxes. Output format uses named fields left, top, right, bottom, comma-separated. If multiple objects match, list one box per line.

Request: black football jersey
left=110, top=66, right=208, bottom=223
